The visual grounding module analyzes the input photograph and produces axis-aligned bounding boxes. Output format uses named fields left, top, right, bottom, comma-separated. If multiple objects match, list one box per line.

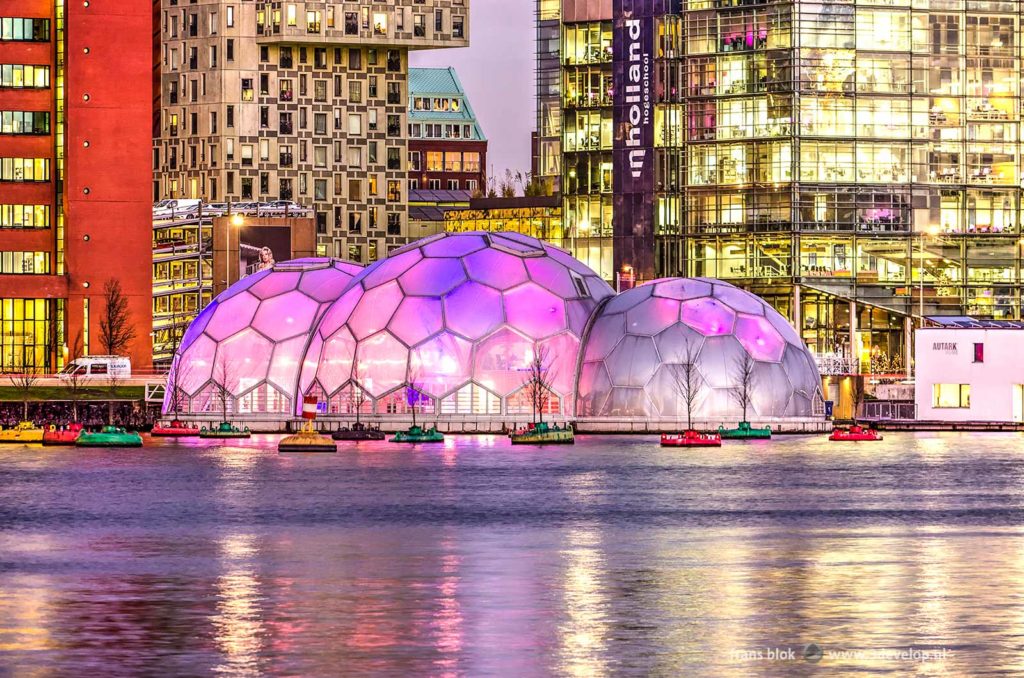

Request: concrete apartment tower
left=153, top=1, right=468, bottom=262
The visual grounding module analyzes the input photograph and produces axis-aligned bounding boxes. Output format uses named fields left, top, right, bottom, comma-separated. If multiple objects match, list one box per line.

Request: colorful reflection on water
left=1, top=432, right=1023, bottom=674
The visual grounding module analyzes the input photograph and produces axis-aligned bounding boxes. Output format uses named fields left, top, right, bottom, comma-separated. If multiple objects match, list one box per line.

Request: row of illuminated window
left=687, top=237, right=1024, bottom=283
left=684, top=188, right=1018, bottom=232
left=266, top=4, right=464, bottom=39
left=409, top=178, right=479, bottom=192
left=686, top=142, right=1020, bottom=186
left=170, top=105, right=402, bottom=139
left=409, top=151, right=482, bottom=173
left=0, top=65, right=49, bottom=89
left=224, top=139, right=404, bottom=171
left=408, top=123, right=478, bottom=140
left=0, top=111, right=49, bottom=136
left=0, top=158, right=49, bottom=183
left=685, top=10, right=1015, bottom=54
left=0, top=204, right=48, bottom=228
left=0, top=251, right=49, bottom=274
left=412, top=97, right=463, bottom=113
left=684, top=51, right=1019, bottom=99
left=0, top=18, right=49, bottom=41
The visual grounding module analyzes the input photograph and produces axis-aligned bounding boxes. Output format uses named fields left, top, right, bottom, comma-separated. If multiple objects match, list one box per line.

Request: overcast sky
left=410, top=1, right=535, bottom=178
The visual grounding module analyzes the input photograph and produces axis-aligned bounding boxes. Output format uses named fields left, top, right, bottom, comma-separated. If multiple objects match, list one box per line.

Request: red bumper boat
left=151, top=420, right=201, bottom=437
left=42, top=423, right=84, bottom=446
left=829, top=425, right=883, bottom=442
left=661, top=431, right=723, bottom=447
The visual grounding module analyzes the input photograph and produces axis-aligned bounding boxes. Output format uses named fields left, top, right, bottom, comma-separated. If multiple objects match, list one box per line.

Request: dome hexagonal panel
left=504, top=283, right=567, bottom=339
left=411, top=332, right=473, bottom=397
left=399, top=257, right=468, bottom=297
left=680, top=298, right=736, bottom=336
left=462, top=248, right=529, bottom=289
left=204, top=291, right=260, bottom=342
left=356, top=332, right=409, bottom=397
left=251, top=290, right=321, bottom=342
left=348, top=281, right=404, bottom=340
left=735, top=314, right=786, bottom=363
left=625, top=296, right=681, bottom=336
left=444, top=282, right=503, bottom=340
left=390, top=296, right=444, bottom=347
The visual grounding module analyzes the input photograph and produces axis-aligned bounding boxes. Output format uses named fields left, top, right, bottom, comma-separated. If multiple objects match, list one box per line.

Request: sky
left=410, top=1, right=535, bottom=179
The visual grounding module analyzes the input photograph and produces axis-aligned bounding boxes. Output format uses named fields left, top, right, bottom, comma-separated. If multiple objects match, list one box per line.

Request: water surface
left=1, top=432, right=1022, bottom=675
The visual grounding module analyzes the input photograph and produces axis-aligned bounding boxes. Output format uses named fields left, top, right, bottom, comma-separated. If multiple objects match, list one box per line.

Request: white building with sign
left=915, top=319, right=1024, bottom=422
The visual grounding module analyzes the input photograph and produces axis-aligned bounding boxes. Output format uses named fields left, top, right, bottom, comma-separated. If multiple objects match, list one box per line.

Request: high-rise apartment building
left=153, top=1, right=468, bottom=261
left=0, top=0, right=153, bottom=371
left=551, top=0, right=1024, bottom=373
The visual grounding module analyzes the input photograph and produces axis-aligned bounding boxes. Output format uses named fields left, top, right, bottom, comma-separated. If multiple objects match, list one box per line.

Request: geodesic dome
left=576, top=278, right=823, bottom=419
left=164, top=258, right=363, bottom=415
left=299, top=232, right=614, bottom=417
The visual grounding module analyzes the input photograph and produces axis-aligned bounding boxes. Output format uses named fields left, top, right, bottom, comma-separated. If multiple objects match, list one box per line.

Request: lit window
left=287, top=5, right=297, bottom=26
left=932, top=384, right=970, bottom=408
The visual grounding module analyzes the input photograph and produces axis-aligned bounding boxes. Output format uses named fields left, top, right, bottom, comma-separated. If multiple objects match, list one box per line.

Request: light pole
left=230, top=213, right=245, bottom=285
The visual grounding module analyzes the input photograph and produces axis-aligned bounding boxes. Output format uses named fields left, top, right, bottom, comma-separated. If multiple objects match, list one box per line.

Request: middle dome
left=299, top=232, right=614, bottom=416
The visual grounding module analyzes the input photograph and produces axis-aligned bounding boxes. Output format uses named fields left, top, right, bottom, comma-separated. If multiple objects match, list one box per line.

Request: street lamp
left=230, top=213, right=245, bottom=284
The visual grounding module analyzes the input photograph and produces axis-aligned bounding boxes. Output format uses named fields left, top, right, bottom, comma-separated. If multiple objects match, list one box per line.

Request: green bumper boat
left=76, top=426, right=144, bottom=448
left=390, top=425, right=444, bottom=443
left=718, top=421, right=772, bottom=440
left=199, top=422, right=252, bottom=439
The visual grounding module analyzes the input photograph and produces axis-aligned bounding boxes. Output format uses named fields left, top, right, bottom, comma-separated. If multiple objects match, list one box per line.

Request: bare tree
left=65, top=330, right=85, bottom=422
left=730, top=353, right=757, bottom=423
left=850, top=375, right=865, bottom=424
left=99, top=279, right=137, bottom=356
left=499, top=169, right=517, bottom=198
left=522, top=345, right=556, bottom=425
left=351, top=361, right=367, bottom=426
left=6, top=366, right=39, bottom=421
left=213, top=354, right=237, bottom=423
left=670, top=339, right=703, bottom=431
left=405, top=364, right=425, bottom=428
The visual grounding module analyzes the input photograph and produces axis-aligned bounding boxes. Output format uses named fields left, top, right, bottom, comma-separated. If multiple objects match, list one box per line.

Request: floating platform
left=391, top=425, right=444, bottom=443
left=279, top=429, right=337, bottom=453
left=0, top=421, right=44, bottom=444
left=199, top=422, right=251, bottom=439
left=76, top=426, right=143, bottom=448
left=509, top=422, right=574, bottom=445
left=829, top=425, right=883, bottom=441
left=332, top=424, right=386, bottom=441
left=661, top=431, right=723, bottom=447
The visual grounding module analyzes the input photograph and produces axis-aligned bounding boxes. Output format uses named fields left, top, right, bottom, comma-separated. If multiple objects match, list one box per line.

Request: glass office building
left=554, top=0, right=1024, bottom=373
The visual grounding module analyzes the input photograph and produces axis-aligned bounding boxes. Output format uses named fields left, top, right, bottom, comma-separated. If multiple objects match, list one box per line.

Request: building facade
left=549, top=0, right=1024, bottom=373
left=408, top=67, right=486, bottom=193
left=915, top=321, right=1024, bottom=422
left=153, top=1, right=468, bottom=265
left=533, top=0, right=562, bottom=195
left=0, top=0, right=153, bottom=372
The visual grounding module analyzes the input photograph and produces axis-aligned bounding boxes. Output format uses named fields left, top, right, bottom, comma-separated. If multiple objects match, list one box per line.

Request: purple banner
left=613, top=0, right=667, bottom=284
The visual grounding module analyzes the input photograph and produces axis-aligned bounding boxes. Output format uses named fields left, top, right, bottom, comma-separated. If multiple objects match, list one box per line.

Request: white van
left=58, top=356, right=132, bottom=380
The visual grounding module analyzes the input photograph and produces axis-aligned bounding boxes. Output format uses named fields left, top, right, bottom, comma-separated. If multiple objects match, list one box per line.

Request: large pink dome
left=164, top=258, right=362, bottom=415
left=298, top=232, right=613, bottom=417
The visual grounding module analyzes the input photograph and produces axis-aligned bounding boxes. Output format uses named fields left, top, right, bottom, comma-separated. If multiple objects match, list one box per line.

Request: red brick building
left=0, top=0, right=152, bottom=371
left=408, top=67, right=487, bottom=194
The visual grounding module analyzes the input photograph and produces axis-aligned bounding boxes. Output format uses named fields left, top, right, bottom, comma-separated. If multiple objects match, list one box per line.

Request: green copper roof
left=408, top=67, right=486, bottom=141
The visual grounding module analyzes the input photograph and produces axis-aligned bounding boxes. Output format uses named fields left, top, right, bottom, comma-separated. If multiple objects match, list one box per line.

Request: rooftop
left=925, top=316, right=1024, bottom=329
left=408, top=67, right=486, bottom=140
